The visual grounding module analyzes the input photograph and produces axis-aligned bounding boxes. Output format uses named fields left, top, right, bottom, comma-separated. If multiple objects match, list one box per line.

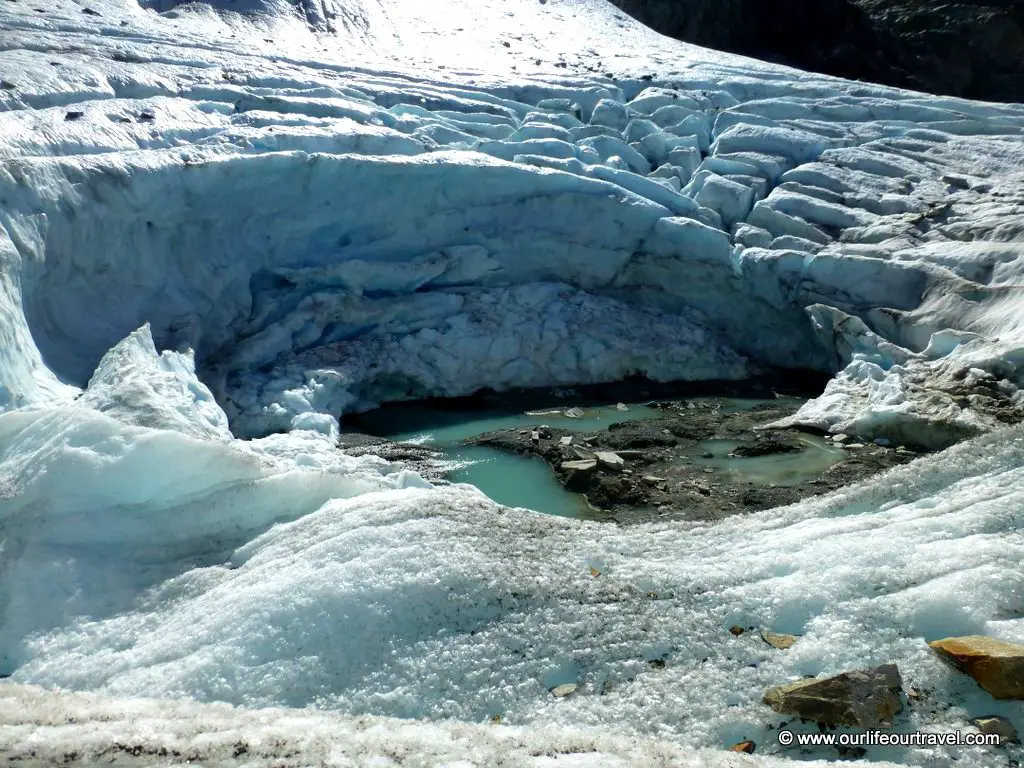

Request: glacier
left=0, top=0, right=1023, bottom=765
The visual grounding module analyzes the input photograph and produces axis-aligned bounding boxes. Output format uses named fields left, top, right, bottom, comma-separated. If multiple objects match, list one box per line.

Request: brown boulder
left=763, top=664, right=903, bottom=728
left=971, top=715, right=1018, bottom=745
left=928, top=635, right=1024, bottom=699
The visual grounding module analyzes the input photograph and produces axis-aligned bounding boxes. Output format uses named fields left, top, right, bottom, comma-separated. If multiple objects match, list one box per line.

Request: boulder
left=730, top=440, right=799, bottom=457
left=763, top=664, right=903, bottom=728
left=928, top=636, right=1024, bottom=699
left=971, top=715, right=1018, bottom=745
left=551, top=683, right=578, bottom=698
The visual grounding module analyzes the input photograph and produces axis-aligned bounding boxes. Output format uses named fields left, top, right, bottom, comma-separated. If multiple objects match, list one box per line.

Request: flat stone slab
left=550, top=683, right=578, bottom=698
left=929, top=635, right=1024, bottom=699
left=763, top=664, right=903, bottom=728
left=614, top=449, right=645, bottom=459
left=561, top=459, right=597, bottom=473
left=760, top=629, right=799, bottom=650
left=595, top=451, right=625, bottom=470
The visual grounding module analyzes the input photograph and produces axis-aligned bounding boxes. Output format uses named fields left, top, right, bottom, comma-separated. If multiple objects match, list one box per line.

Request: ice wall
left=2, top=0, right=1022, bottom=443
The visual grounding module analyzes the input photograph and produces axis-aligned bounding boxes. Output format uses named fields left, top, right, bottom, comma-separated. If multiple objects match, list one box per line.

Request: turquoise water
left=442, top=445, right=592, bottom=517
left=352, top=402, right=666, bottom=518
left=352, top=396, right=816, bottom=517
left=682, top=435, right=846, bottom=486
left=353, top=402, right=665, bottom=446
left=348, top=403, right=667, bottom=518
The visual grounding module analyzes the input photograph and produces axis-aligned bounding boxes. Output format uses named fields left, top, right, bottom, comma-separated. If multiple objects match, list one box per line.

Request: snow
left=1, top=683, right=899, bottom=768
left=0, top=0, right=1023, bottom=764
left=1, top=346, right=1022, bottom=765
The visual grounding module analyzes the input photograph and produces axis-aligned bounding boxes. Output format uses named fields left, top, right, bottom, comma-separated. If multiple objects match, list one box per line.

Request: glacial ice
left=0, top=0, right=1023, bottom=764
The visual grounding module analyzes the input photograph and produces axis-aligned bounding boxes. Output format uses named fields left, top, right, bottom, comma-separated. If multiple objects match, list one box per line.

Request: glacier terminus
left=0, top=0, right=1022, bottom=765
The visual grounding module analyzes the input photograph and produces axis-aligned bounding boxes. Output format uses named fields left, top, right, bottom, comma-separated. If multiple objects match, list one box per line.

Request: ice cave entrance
left=351, top=395, right=825, bottom=517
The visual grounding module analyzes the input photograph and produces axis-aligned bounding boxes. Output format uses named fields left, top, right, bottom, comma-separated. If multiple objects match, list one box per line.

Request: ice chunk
left=694, top=175, right=755, bottom=229
left=78, top=325, right=231, bottom=441
left=590, top=99, right=629, bottom=131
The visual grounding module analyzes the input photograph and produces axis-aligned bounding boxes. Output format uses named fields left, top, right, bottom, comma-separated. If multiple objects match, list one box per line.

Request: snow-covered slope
left=0, top=0, right=1022, bottom=765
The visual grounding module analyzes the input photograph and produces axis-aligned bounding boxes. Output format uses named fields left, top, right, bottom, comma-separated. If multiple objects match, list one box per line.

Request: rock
left=970, top=715, right=1018, bottom=744
left=571, top=446, right=594, bottom=459
left=928, top=636, right=1024, bottom=699
left=559, top=435, right=573, bottom=446
left=730, top=440, right=800, bottom=457
left=642, top=475, right=666, bottom=484
left=763, top=664, right=903, bottom=728
left=551, top=683, right=577, bottom=698
left=847, top=442, right=864, bottom=449
left=607, top=0, right=1024, bottom=103
left=702, top=451, right=714, bottom=459
left=614, top=449, right=645, bottom=459
left=873, top=437, right=892, bottom=447
left=564, top=407, right=584, bottom=419
left=561, top=459, right=597, bottom=473
left=729, top=740, right=756, bottom=754
left=64, top=111, right=85, bottom=121
left=760, top=629, right=799, bottom=650
left=595, top=451, right=626, bottom=470
left=831, top=433, right=849, bottom=443
left=616, top=402, right=629, bottom=411
left=530, top=430, right=540, bottom=443
left=729, top=625, right=745, bottom=636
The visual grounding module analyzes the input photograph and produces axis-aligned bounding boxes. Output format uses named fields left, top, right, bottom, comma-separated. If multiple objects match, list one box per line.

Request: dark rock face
left=763, top=664, right=904, bottom=728
left=608, top=0, right=1024, bottom=102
